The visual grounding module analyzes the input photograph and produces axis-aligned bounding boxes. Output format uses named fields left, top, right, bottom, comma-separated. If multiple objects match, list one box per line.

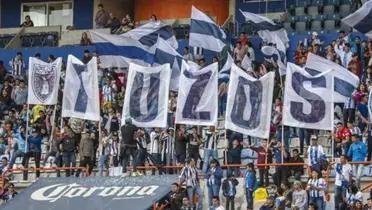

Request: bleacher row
left=284, top=0, right=353, bottom=33
left=0, top=32, right=58, bottom=49
left=20, top=32, right=58, bottom=48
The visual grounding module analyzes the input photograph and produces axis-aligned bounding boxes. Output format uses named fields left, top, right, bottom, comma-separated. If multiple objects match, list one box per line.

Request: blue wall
left=235, top=0, right=296, bottom=24
left=1, top=0, right=21, bottom=28
left=73, top=0, right=94, bottom=29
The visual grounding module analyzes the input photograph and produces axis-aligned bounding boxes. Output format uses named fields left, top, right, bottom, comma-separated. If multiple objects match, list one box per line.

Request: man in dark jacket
left=222, top=174, right=239, bottom=210
left=23, top=128, right=42, bottom=180
left=120, top=118, right=138, bottom=176
left=76, top=127, right=95, bottom=177
left=59, top=126, right=77, bottom=177
left=227, top=139, right=242, bottom=177
left=167, top=183, right=185, bottom=210
left=289, top=149, right=304, bottom=181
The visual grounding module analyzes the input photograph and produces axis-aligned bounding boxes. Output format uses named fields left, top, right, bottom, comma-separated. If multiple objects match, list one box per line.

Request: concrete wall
left=133, top=0, right=229, bottom=25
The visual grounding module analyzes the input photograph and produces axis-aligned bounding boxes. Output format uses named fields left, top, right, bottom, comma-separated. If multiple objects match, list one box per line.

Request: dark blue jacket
left=206, top=166, right=223, bottom=187
left=28, top=135, right=43, bottom=152
left=222, top=178, right=239, bottom=197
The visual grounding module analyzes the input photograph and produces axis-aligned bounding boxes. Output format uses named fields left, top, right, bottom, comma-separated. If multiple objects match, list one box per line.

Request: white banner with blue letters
left=175, top=61, right=218, bottom=126
left=62, top=55, right=100, bottom=121
left=225, top=63, right=274, bottom=139
left=122, top=63, right=171, bottom=128
left=283, top=63, right=334, bottom=130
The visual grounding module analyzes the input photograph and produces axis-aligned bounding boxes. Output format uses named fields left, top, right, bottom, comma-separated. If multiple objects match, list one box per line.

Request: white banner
left=283, top=63, right=334, bottom=130
left=62, top=55, right=100, bottom=121
left=175, top=61, right=218, bottom=126
left=27, top=57, right=62, bottom=105
left=122, top=63, right=171, bottom=128
left=225, top=63, right=274, bottom=139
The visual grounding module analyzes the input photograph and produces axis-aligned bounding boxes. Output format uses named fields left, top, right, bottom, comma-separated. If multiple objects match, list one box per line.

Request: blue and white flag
left=27, top=57, right=62, bottom=105
left=283, top=63, right=334, bottom=130
left=189, top=6, right=226, bottom=52
left=342, top=0, right=372, bottom=38
left=62, top=55, right=100, bottom=121
left=123, top=21, right=178, bottom=49
left=261, top=45, right=287, bottom=76
left=219, top=53, right=233, bottom=82
left=175, top=62, right=218, bottom=126
left=240, top=10, right=289, bottom=53
left=91, top=31, right=154, bottom=69
left=153, top=37, right=183, bottom=91
left=225, top=63, right=274, bottom=138
left=122, top=63, right=171, bottom=128
left=305, top=53, right=359, bottom=103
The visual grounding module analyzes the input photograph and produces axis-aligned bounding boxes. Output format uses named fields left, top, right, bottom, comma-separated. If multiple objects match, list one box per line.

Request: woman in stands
left=20, top=15, right=34, bottom=27
left=80, top=32, right=92, bottom=46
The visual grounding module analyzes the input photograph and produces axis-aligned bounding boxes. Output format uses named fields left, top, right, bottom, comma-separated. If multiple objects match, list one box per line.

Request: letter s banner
left=225, top=63, right=274, bottom=139
left=122, top=63, right=171, bottom=128
left=283, top=63, right=334, bottom=130
left=175, top=61, right=218, bottom=126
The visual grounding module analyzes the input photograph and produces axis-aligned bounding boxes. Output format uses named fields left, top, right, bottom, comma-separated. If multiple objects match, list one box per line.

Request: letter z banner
left=283, top=63, right=334, bottom=130
left=225, top=63, right=275, bottom=139
left=122, top=63, right=171, bottom=128
left=175, top=61, right=218, bottom=126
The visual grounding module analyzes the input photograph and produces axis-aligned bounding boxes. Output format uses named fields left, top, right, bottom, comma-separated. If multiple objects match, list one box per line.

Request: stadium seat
left=311, top=15, right=324, bottom=31
left=324, top=0, right=340, bottom=6
left=283, top=22, right=294, bottom=32
left=295, top=0, right=309, bottom=7
left=295, top=7, right=306, bottom=16
left=339, top=4, right=351, bottom=17
left=33, top=33, right=43, bottom=47
left=307, top=5, right=319, bottom=17
left=324, top=18, right=336, bottom=32
left=295, top=21, right=307, bottom=32
left=340, top=21, right=352, bottom=32
left=323, top=5, right=335, bottom=15
left=311, top=0, right=324, bottom=6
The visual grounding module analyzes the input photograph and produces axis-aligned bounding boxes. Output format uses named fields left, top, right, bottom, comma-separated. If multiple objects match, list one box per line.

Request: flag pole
left=331, top=75, right=335, bottom=161
left=48, top=105, right=57, bottom=151
left=25, top=103, right=30, bottom=152
left=279, top=74, right=285, bottom=163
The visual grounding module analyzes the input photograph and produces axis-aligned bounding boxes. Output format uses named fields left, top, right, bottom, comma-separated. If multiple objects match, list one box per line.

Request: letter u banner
left=225, top=64, right=274, bottom=139
left=283, top=63, right=334, bottom=130
left=122, top=63, right=171, bottom=128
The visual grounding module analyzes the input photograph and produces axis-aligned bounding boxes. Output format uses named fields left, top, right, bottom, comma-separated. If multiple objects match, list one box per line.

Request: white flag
left=368, top=88, right=372, bottom=122
left=62, top=55, right=100, bottom=121
left=175, top=61, right=218, bottom=126
left=27, top=57, right=62, bottom=105
left=225, top=63, right=274, bottom=138
left=305, top=53, right=359, bottom=103
left=189, top=6, right=226, bottom=52
left=122, top=63, right=171, bottom=128
left=283, top=63, right=334, bottom=130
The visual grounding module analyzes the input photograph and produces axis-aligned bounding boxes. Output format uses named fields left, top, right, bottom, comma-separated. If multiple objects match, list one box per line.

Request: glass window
left=22, top=1, right=73, bottom=29
left=22, top=4, right=47, bottom=26
left=48, top=2, right=73, bottom=28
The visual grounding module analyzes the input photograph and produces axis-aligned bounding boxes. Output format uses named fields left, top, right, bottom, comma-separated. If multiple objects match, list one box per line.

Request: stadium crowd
left=0, top=3, right=371, bottom=210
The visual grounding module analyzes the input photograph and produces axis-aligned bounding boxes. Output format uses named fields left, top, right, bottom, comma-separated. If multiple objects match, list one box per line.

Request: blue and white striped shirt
left=308, top=178, right=326, bottom=198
